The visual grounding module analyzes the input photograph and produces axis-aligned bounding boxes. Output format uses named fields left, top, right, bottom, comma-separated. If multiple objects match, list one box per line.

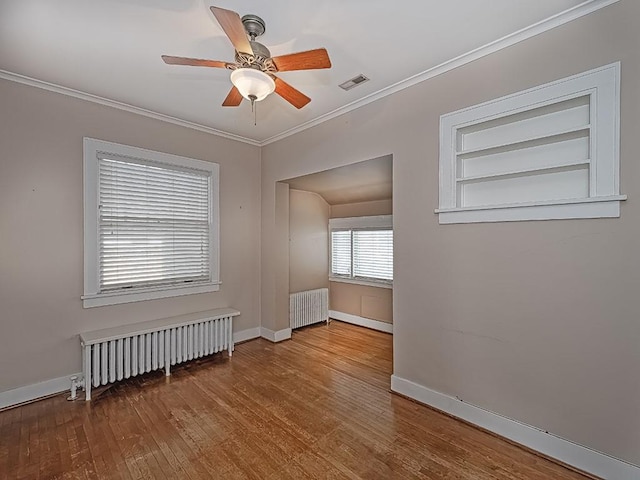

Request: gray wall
left=0, top=79, right=262, bottom=393
left=289, top=189, right=330, bottom=294
left=261, top=1, right=640, bottom=465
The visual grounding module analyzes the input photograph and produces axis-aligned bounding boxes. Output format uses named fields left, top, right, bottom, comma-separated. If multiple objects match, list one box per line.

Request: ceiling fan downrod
left=241, top=14, right=266, bottom=40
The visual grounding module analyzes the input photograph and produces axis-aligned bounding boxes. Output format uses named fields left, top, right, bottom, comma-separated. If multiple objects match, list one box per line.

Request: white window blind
left=330, top=216, right=393, bottom=285
left=331, top=230, right=352, bottom=276
left=353, top=230, right=393, bottom=281
left=83, top=138, right=220, bottom=308
left=98, top=157, right=212, bottom=292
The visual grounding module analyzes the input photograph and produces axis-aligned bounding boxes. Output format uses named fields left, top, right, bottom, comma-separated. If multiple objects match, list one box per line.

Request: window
left=329, top=215, right=393, bottom=287
left=331, top=230, right=352, bottom=276
left=83, top=138, right=220, bottom=308
left=437, top=63, right=625, bottom=224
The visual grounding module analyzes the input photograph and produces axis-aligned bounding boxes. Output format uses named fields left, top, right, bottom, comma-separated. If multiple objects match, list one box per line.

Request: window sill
left=435, top=195, right=627, bottom=224
left=82, top=282, right=221, bottom=308
left=329, top=277, right=393, bottom=289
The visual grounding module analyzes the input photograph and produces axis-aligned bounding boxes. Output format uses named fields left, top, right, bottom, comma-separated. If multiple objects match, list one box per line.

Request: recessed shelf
left=457, top=95, right=590, bottom=135
left=455, top=125, right=591, bottom=158
left=456, top=160, right=590, bottom=183
left=438, top=64, right=621, bottom=223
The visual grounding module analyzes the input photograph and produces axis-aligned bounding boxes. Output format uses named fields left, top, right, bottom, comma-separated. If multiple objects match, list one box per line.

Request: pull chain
left=249, top=94, right=257, bottom=126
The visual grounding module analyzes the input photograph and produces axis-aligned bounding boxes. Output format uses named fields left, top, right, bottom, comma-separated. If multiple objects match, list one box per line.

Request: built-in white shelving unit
left=437, top=63, right=625, bottom=224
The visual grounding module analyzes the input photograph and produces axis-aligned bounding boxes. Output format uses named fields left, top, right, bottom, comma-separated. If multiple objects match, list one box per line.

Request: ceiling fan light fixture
left=163, top=6, right=331, bottom=111
left=230, top=68, right=275, bottom=102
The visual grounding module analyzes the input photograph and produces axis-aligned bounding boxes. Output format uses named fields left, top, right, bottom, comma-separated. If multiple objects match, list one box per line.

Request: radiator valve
left=67, top=375, right=81, bottom=401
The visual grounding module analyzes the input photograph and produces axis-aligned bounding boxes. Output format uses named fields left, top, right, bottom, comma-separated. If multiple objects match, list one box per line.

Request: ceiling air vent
left=339, top=74, right=369, bottom=91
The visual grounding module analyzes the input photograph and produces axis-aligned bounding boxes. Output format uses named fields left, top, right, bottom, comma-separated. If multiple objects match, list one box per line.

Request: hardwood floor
left=0, top=321, right=591, bottom=480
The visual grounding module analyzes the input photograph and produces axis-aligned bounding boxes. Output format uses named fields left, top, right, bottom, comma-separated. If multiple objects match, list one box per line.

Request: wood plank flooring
left=0, top=321, right=591, bottom=479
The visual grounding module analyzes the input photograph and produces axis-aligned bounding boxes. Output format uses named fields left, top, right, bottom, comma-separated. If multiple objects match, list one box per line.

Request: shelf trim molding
left=437, top=197, right=625, bottom=224
left=436, top=194, right=627, bottom=213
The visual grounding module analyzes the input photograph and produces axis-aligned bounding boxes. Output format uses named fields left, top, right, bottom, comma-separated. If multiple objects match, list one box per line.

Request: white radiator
left=290, top=288, right=329, bottom=329
left=80, top=308, right=240, bottom=400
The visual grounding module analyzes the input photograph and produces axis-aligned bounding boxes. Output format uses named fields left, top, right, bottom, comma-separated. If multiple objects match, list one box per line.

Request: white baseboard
left=0, top=373, right=82, bottom=410
left=260, top=327, right=292, bottom=343
left=233, top=327, right=261, bottom=344
left=391, top=375, right=639, bottom=480
left=329, top=310, right=393, bottom=334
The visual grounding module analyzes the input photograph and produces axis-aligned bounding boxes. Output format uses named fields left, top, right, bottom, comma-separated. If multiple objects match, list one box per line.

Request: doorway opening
left=280, top=154, right=393, bottom=338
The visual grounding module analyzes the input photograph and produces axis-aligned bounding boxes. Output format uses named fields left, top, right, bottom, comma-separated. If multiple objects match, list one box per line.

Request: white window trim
left=329, top=215, right=392, bottom=230
left=82, top=138, right=220, bottom=308
left=437, top=62, right=626, bottom=224
left=329, top=215, right=393, bottom=288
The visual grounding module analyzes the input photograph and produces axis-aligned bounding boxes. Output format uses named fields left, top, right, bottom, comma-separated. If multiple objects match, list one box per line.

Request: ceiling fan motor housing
left=233, top=41, right=276, bottom=73
left=226, top=14, right=276, bottom=74
left=225, top=14, right=275, bottom=73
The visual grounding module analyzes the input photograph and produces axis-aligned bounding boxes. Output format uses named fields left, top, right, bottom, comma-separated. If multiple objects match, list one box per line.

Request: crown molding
left=0, top=70, right=261, bottom=147
left=260, top=0, right=620, bottom=146
left=0, top=0, right=619, bottom=148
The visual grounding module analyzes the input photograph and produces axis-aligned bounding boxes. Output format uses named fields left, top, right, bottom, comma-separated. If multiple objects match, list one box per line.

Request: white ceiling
left=285, top=155, right=392, bottom=205
left=0, top=0, right=593, bottom=145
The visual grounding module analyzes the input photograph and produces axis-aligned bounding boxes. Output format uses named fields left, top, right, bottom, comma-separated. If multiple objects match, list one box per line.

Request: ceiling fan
left=161, top=6, right=331, bottom=110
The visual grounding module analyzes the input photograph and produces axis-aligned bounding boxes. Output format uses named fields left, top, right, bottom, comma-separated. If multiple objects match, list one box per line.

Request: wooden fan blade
left=272, top=48, right=331, bottom=72
left=162, top=55, right=230, bottom=69
left=210, top=6, right=253, bottom=55
left=222, top=86, right=243, bottom=107
left=274, top=76, right=311, bottom=109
